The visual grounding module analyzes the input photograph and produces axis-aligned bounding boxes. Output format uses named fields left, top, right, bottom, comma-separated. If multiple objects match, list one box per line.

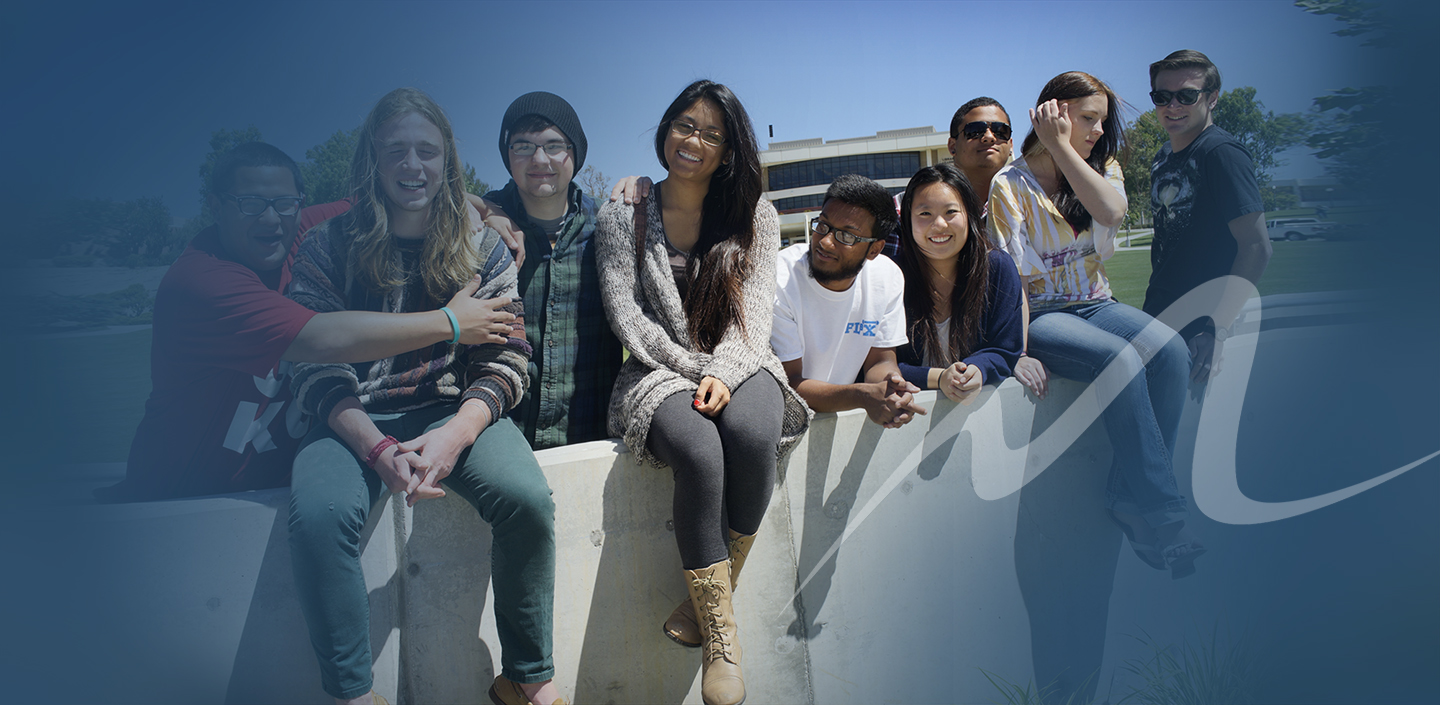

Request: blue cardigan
left=895, top=249, right=1025, bottom=389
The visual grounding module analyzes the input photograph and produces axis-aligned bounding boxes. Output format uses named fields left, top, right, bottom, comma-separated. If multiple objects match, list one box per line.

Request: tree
left=462, top=163, right=490, bottom=197
left=1211, top=87, right=1308, bottom=192
left=1297, top=0, right=1392, bottom=194
left=1120, top=111, right=1166, bottom=228
left=300, top=127, right=359, bottom=205
left=578, top=165, right=611, bottom=202
left=197, top=126, right=263, bottom=223
left=106, top=196, right=179, bottom=265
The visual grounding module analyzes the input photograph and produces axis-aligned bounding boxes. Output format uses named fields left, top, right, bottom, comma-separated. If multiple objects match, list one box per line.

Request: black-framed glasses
left=811, top=219, right=881, bottom=246
left=962, top=121, right=1012, bottom=141
left=670, top=119, right=727, bottom=147
left=222, top=194, right=303, bottom=217
left=509, top=141, right=573, bottom=157
left=1149, top=89, right=1211, bottom=107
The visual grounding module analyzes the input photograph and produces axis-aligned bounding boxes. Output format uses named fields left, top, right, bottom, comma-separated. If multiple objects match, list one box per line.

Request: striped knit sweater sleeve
left=286, top=221, right=530, bottom=423
left=458, top=228, right=530, bottom=423
left=286, top=220, right=362, bottom=422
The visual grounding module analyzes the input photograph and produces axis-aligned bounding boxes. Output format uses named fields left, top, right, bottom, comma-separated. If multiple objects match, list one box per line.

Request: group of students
left=101, top=47, right=1267, bottom=705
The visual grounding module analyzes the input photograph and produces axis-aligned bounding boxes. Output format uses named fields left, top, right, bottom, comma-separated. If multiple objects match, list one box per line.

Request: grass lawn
left=9, top=328, right=152, bottom=465
left=1104, top=239, right=1373, bottom=308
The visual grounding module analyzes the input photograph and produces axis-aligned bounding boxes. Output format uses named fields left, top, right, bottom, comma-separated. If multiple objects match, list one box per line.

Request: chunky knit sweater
left=595, top=194, right=812, bottom=467
left=287, top=218, right=530, bottom=423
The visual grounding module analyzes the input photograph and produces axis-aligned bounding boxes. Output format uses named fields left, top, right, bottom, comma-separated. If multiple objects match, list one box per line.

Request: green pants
left=288, top=406, right=555, bottom=699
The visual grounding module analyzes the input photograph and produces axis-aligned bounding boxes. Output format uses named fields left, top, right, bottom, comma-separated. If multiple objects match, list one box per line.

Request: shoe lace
left=690, top=574, right=735, bottom=660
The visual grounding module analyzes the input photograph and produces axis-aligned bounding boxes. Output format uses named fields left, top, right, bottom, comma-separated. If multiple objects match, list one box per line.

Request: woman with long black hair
left=894, top=162, right=1024, bottom=404
left=595, top=80, right=810, bottom=705
left=988, top=71, right=1204, bottom=578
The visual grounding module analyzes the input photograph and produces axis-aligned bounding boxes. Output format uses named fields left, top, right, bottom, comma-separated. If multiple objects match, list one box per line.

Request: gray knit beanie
left=498, top=91, right=587, bottom=174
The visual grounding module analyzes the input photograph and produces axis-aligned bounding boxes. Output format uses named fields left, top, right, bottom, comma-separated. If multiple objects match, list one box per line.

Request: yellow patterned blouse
left=987, top=155, right=1126, bottom=312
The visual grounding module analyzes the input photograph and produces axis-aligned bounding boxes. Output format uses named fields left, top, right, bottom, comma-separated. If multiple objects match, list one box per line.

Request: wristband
left=439, top=306, right=461, bottom=344
left=364, top=436, right=400, bottom=468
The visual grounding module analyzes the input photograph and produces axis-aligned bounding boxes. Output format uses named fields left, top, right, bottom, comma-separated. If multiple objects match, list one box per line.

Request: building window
left=773, top=194, right=826, bottom=214
left=767, top=152, right=922, bottom=191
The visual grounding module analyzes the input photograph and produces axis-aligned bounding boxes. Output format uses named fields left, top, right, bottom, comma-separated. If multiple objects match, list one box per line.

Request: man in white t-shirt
left=772, top=175, right=925, bottom=428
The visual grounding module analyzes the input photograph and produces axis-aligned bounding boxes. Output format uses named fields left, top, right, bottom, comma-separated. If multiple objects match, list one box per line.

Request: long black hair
left=897, top=163, right=990, bottom=366
left=1020, top=71, right=1126, bottom=234
left=653, top=80, right=762, bottom=353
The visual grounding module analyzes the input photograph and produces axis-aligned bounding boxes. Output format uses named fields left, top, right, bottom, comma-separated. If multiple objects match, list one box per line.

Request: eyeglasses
left=223, top=194, right=302, bottom=217
left=509, top=141, right=572, bottom=157
left=962, top=121, right=1012, bottom=141
left=1149, top=89, right=1211, bottom=107
left=670, top=119, right=727, bottom=147
left=811, top=219, right=881, bottom=246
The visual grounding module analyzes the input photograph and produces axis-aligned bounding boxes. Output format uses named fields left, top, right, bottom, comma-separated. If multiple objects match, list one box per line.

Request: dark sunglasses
left=1149, top=89, right=1211, bottom=106
left=962, top=121, right=1012, bottom=141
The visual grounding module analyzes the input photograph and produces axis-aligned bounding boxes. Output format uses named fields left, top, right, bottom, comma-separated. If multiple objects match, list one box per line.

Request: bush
left=22, top=284, right=155, bottom=332
left=52, top=254, right=98, bottom=268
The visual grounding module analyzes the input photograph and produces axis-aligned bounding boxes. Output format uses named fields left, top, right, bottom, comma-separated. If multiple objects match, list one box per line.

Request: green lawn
left=9, top=328, right=152, bottom=465
left=1104, top=239, right=1373, bottom=308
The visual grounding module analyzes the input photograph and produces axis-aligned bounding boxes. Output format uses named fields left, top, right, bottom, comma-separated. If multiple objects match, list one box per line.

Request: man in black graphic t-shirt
left=1143, top=49, right=1270, bottom=387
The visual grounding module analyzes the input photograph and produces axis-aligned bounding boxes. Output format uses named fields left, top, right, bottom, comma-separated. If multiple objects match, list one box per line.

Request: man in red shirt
left=99, top=142, right=513, bottom=502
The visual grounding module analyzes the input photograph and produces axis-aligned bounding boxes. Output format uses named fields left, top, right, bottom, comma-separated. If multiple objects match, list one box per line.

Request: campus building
left=762, top=126, right=952, bottom=245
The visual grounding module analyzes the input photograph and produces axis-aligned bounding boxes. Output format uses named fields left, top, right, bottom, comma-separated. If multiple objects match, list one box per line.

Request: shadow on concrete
left=402, top=490, right=496, bottom=704
left=225, top=496, right=407, bottom=704
left=573, top=458, right=697, bottom=705
left=787, top=419, right=883, bottom=641
left=1013, top=397, right=1122, bottom=704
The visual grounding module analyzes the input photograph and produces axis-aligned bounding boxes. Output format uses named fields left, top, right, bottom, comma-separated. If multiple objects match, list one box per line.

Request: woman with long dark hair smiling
left=595, top=80, right=810, bottom=705
left=988, top=72, right=1203, bottom=578
left=894, top=163, right=1024, bottom=403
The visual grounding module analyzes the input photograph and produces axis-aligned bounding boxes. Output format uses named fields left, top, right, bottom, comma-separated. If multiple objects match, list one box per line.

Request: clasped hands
left=867, top=372, right=928, bottom=429
left=373, top=405, right=492, bottom=507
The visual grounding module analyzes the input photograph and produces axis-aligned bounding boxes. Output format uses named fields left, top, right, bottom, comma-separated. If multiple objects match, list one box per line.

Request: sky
left=1, top=1, right=1382, bottom=219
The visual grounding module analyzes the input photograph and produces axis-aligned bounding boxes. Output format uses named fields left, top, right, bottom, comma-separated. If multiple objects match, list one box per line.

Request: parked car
left=1266, top=217, right=1337, bottom=241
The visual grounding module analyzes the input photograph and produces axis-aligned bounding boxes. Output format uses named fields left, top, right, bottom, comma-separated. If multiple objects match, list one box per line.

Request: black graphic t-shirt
left=1144, top=125, right=1264, bottom=335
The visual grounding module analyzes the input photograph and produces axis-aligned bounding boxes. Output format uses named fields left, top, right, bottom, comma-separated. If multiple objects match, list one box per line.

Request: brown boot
left=686, top=559, right=745, bottom=705
left=664, top=531, right=755, bottom=647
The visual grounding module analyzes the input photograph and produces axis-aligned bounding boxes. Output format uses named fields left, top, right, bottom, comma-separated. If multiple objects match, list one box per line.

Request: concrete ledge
left=49, top=375, right=1120, bottom=704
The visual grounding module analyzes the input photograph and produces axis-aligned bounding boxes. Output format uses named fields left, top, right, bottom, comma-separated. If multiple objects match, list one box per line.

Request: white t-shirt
left=771, top=244, right=908, bottom=385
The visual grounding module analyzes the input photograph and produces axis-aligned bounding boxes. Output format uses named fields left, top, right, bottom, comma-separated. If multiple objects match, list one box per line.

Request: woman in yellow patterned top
left=989, top=71, right=1205, bottom=579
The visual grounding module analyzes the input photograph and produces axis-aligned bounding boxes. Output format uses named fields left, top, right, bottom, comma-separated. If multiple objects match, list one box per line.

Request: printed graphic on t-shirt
left=1151, top=152, right=1199, bottom=271
left=221, top=361, right=308, bottom=456
left=845, top=320, right=881, bottom=337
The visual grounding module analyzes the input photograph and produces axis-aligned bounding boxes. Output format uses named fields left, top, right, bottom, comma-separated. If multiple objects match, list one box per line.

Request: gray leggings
left=647, top=371, right=784, bottom=569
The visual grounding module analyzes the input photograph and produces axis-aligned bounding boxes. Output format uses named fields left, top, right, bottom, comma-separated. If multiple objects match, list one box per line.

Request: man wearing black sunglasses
left=947, top=96, right=1014, bottom=209
left=1145, top=49, right=1270, bottom=389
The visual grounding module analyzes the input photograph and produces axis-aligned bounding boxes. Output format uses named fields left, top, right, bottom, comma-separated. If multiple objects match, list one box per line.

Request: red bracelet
left=364, top=436, right=400, bottom=468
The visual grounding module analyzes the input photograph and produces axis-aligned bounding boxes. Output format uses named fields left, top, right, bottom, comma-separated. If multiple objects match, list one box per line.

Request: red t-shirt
left=109, top=201, right=352, bottom=501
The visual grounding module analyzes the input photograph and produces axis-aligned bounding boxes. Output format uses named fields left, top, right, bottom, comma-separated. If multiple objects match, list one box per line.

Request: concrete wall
left=36, top=378, right=1105, bottom=705
left=17, top=293, right=1438, bottom=704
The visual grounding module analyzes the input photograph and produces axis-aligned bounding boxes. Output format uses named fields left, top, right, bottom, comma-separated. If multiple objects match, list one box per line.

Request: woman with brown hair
left=595, top=80, right=810, bottom=705
left=988, top=72, right=1203, bottom=579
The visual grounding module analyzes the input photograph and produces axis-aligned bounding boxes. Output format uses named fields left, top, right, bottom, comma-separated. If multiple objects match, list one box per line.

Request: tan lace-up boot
left=665, top=531, right=755, bottom=647
left=686, top=559, right=745, bottom=705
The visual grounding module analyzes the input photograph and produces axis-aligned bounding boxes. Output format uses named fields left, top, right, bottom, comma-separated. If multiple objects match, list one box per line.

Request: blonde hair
left=343, top=87, right=476, bottom=303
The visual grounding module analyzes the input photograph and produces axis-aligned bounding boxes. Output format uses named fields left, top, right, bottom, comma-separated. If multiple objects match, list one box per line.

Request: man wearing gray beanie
left=485, top=92, right=622, bottom=451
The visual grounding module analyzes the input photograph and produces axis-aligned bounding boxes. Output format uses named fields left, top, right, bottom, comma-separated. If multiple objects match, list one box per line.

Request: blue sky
left=2, top=1, right=1375, bottom=217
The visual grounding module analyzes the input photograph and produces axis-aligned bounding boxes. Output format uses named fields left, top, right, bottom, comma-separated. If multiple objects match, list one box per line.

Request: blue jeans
left=1028, top=300, right=1190, bottom=527
left=288, top=406, right=555, bottom=699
